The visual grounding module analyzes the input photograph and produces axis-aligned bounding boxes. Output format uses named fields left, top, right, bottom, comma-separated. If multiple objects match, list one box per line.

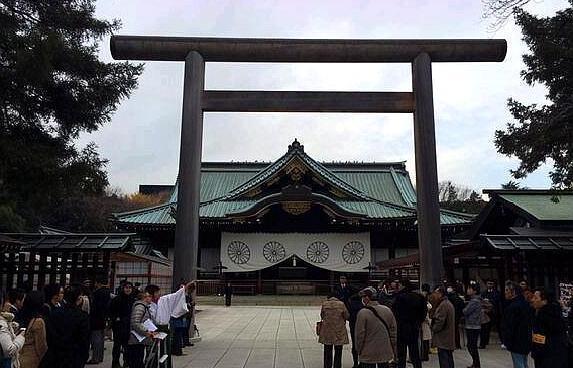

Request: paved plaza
left=95, top=305, right=531, bottom=368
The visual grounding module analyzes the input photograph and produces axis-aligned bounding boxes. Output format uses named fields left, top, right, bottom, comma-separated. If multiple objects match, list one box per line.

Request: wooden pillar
left=59, top=252, right=68, bottom=285
left=27, top=252, right=36, bottom=287
left=49, top=253, right=58, bottom=284
left=103, top=252, right=111, bottom=283
left=7, top=253, right=16, bottom=289
left=37, top=253, right=47, bottom=289
left=173, top=51, right=205, bottom=288
left=69, top=253, right=79, bottom=286
left=412, top=52, right=443, bottom=287
left=16, top=252, right=25, bottom=287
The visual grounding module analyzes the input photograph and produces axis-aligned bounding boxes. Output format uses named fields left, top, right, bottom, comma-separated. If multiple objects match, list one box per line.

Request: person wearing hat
left=109, top=281, right=136, bottom=368
left=354, top=287, right=397, bottom=367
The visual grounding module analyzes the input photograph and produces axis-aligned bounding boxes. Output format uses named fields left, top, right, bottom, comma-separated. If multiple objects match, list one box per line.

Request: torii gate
left=110, top=36, right=506, bottom=288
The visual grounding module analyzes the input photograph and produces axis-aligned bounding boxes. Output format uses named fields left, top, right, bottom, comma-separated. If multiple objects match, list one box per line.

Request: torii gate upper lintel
left=110, top=36, right=507, bottom=289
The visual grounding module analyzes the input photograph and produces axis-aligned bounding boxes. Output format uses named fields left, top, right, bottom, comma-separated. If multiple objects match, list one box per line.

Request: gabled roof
left=493, top=191, right=573, bottom=222
left=453, top=190, right=573, bottom=242
left=221, top=139, right=371, bottom=201
left=114, top=140, right=474, bottom=227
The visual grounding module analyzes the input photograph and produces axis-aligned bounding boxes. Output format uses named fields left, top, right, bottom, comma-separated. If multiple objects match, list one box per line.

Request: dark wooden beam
left=111, top=36, right=507, bottom=63
left=173, top=51, right=204, bottom=288
left=202, top=91, right=414, bottom=113
left=412, top=53, right=443, bottom=287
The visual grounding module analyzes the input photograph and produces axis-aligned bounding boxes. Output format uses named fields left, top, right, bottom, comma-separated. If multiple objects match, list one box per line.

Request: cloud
left=77, top=0, right=569, bottom=193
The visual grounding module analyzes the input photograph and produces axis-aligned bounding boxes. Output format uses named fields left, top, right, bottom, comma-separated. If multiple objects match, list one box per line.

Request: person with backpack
left=354, top=287, right=397, bottom=368
left=109, top=281, right=135, bottom=368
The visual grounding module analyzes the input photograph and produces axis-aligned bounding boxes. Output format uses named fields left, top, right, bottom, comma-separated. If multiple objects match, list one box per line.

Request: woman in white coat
left=0, top=306, right=26, bottom=368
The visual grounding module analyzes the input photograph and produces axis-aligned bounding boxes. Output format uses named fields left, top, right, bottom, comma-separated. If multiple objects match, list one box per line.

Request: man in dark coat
left=87, top=277, right=111, bottom=364
left=446, top=284, right=465, bottom=349
left=333, top=275, right=354, bottom=310
left=347, top=292, right=363, bottom=368
left=530, top=288, right=568, bottom=368
left=42, top=284, right=90, bottom=368
left=501, top=280, right=532, bottom=368
left=224, top=283, right=233, bottom=307
left=109, top=281, right=135, bottom=368
left=392, top=279, right=427, bottom=368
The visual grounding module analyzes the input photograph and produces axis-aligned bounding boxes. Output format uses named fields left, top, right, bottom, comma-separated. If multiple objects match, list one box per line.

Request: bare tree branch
left=482, top=0, right=533, bottom=31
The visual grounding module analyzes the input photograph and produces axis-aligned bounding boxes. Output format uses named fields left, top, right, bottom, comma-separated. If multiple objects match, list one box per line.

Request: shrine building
left=112, top=140, right=473, bottom=294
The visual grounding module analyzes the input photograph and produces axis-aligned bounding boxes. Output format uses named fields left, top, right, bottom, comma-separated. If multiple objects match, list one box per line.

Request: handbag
left=315, top=321, right=323, bottom=336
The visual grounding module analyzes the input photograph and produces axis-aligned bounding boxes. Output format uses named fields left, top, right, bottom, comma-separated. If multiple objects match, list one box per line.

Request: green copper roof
left=114, top=199, right=470, bottom=225
left=114, top=140, right=473, bottom=227
left=499, top=193, right=573, bottom=221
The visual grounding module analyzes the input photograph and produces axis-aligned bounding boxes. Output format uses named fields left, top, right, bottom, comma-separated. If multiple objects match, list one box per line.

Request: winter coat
left=392, top=289, right=427, bottom=343
left=500, top=294, right=532, bottom=355
left=355, top=301, right=397, bottom=364
left=463, top=295, right=482, bottom=329
left=531, top=303, right=568, bottom=368
left=109, top=293, right=135, bottom=344
left=431, top=297, right=456, bottom=351
left=318, top=297, right=349, bottom=346
left=41, top=305, right=90, bottom=368
left=128, top=301, right=153, bottom=346
left=90, top=287, right=111, bottom=331
left=19, top=318, right=47, bottom=368
left=0, top=313, right=25, bottom=368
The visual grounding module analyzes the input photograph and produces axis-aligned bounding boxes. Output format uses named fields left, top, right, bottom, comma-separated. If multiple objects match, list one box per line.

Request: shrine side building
left=113, top=140, right=473, bottom=294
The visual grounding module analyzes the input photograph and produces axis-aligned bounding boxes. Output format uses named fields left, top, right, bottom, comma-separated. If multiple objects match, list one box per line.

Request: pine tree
left=494, top=2, right=573, bottom=189
left=0, top=0, right=143, bottom=229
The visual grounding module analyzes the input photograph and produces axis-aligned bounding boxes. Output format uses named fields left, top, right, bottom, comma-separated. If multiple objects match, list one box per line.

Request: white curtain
left=221, top=232, right=370, bottom=273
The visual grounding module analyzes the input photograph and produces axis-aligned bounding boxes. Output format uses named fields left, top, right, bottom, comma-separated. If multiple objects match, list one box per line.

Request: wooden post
left=173, top=51, right=205, bottom=288
left=412, top=53, right=443, bottom=288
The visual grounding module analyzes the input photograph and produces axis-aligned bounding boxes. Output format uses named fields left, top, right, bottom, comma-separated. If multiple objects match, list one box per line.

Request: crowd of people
left=0, top=278, right=197, bottom=368
left=317, top=276, right=573, bottom=368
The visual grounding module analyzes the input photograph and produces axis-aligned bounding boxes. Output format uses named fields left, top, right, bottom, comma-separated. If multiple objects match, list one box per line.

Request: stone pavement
left=97, top=305, right=532, bottom=368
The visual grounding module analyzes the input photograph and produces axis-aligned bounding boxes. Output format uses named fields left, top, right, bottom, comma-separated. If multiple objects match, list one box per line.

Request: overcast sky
left=80, top=0, right=568, bottom=194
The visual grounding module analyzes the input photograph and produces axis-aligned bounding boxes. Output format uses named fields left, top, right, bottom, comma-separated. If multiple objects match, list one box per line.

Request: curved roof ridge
left=388, top=166, right=413, bottom=207
left=439, top=208, right=477, bottom=219
left=113, top=203, right=172, bottom=218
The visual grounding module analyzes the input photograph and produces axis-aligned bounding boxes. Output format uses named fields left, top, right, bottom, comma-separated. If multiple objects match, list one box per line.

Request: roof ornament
left=288, top=138, right=304, bottom=152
